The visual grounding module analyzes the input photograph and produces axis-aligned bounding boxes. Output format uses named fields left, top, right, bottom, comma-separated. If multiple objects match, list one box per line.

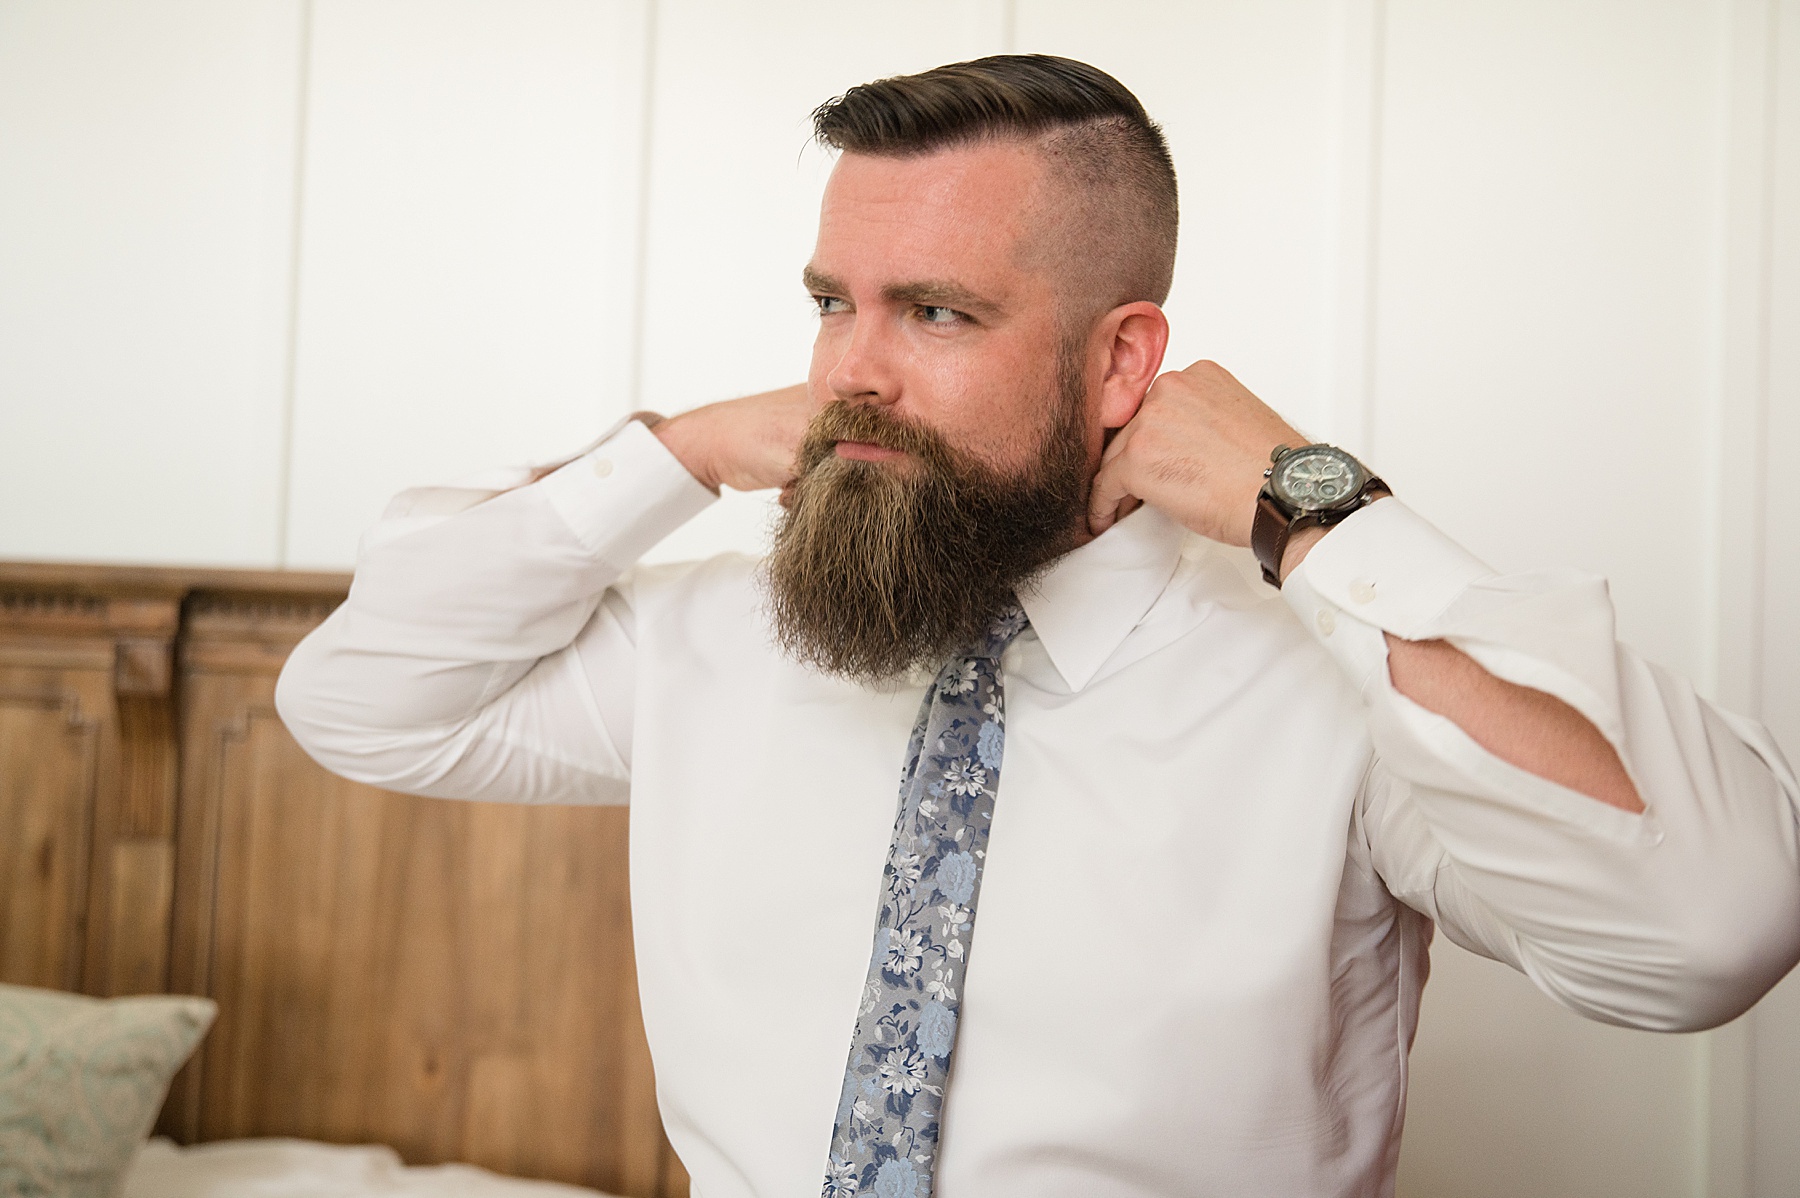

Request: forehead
left=813, top=142, right=1052, bottom=287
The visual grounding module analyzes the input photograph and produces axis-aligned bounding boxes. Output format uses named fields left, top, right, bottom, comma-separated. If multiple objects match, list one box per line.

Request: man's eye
left=814, top=295, right=850, bottom=315
left=917, top=305, right=964, bottom=325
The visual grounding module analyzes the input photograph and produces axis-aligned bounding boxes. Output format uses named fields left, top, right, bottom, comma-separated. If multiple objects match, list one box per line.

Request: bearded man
left=278, top=55, right=1800, bottom=1198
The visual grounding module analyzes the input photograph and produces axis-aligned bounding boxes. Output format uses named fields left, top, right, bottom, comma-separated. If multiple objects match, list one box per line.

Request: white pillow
left=0, top=984, right=216, bottom=1198
left=123, top=1138, right=626, bottom=1198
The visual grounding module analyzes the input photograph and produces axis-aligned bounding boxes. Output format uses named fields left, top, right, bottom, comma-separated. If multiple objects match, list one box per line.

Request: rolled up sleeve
left=1283, top=498, right=1800, bottom=1031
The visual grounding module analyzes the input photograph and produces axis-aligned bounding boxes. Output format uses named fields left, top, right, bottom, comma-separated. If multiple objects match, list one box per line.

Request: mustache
left=794, top=402, right=963, bottom=478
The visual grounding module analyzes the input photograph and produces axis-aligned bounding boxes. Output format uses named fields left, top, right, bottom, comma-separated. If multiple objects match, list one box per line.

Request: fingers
left=658, top=383, right=817, bottom=494
left=727, top=383, right=812, bottom=492
left=1087, top=431, right=1137, bottom=536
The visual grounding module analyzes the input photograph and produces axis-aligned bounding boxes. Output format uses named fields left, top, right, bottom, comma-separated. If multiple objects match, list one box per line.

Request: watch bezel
left=1266, top=444, right=1371, bottom=515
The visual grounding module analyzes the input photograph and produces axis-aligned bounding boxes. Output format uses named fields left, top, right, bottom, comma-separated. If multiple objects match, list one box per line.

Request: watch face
left=1270, top=446, right=1367, bottom=512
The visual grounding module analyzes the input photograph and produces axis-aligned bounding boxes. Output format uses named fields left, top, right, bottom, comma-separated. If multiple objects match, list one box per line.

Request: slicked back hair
left=812, top=55, right=1179, bottom=318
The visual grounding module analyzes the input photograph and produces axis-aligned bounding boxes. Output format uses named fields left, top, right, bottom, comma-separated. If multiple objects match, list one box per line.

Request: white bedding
left=123, top=1137, right=625, bottom=1198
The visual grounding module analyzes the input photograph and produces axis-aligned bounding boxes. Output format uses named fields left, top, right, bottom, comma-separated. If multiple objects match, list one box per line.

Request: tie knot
left=973, top=605, right=1029, bottom=660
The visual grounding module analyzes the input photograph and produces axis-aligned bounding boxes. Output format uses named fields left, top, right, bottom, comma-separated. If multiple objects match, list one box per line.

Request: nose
left=824, top=313, right=901, bottom=407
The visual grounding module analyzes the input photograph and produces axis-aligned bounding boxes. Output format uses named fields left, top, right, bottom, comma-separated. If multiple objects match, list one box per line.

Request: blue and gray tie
left=823, top=606, right=1030, bottom=1198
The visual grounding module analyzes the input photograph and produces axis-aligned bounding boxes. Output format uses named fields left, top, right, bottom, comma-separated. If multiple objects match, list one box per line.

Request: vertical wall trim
left=273, top=0, right=314, bottom=568
left=1321, top=0, right=1385, bottom=457
left=1000, top=0, right=1018, bottom=53
left=1700, top=1, right=1778, bottom=1195
left=626, top=0, right=660, bottom=410
left=1704, top=0, right=1776, bottom=716
left=1704, top=1021, right=1754, bottom=1198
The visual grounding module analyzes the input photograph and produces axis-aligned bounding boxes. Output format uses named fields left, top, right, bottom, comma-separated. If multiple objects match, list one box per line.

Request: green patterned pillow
left=0, top=984, right=216, bottom=1198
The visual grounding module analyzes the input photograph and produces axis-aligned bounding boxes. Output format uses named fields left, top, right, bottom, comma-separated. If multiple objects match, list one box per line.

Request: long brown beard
left=764, top=360, right=1088, bottom=683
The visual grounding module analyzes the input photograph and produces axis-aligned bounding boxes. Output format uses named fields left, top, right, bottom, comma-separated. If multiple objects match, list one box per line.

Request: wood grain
left=1, top=563, right=684, bottom=1197
left=0, top=687, right=99, bottom=990
left=0, top=560, right=352, bottom=598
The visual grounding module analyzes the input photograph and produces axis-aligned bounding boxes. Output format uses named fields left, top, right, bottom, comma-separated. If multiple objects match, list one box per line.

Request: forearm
left=1382, top=634, right=1643, bottom=812
left=1280, top=512, right=1642, bottom=812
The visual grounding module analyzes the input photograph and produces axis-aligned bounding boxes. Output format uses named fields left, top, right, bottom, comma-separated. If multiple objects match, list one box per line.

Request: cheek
left=923, top=353, right=1068, bottom=472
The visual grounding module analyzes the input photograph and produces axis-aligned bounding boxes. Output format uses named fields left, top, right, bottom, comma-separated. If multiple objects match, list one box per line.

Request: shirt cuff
left=534, top=417, right=718, bottom=569
left=1279, top=498, right=1496, bottom=696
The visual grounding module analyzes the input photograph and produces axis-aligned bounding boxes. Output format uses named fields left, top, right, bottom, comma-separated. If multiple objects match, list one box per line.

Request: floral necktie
left=823, top=606, right=1030, bottom=1198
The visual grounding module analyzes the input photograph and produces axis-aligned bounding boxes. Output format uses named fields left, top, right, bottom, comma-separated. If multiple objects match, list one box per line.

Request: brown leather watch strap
left=1253, top=478, right=1391, bottom=589
left=1251, top=491, right=1294, bottom=588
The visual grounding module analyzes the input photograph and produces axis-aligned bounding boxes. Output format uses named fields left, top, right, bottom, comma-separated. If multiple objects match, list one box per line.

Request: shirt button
left=1349, top=578, right=1377, bottom=605
left=1316, top=608, right=1337, bottom=637
left=591, top=457, right=615, bottom=479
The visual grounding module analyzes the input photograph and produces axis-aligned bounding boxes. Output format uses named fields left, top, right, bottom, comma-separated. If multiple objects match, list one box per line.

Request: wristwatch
left=1251, top=443, right=1388, bottom=588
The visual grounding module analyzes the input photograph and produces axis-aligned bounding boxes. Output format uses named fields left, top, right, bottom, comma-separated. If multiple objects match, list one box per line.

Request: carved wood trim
left=162, top=698, right=261, bottom=1142
left=0, top=570, right=347, bottom=1003
left=0, top=590, right=106, bottom=620
left=4, top=562, right=683, bottom=1195
left=0, top=687, right=96, bottom=725
left=0, top=688, right=101, bottom=991
left=0, top=561, right=351, bottom=598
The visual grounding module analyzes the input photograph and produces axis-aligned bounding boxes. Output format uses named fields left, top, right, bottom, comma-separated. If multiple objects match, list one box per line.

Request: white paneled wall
left=1749, top=6, right=1800, bottom=1194
left=2, top=2, right=1795, bottom=1194
left=1377, top=7, right=1732, bottom=1192
left=284, top=0, right=651, bottom=566
left=0, top=0, right=303, bottom=565
left=1378, top=0, right=1723, bottom=675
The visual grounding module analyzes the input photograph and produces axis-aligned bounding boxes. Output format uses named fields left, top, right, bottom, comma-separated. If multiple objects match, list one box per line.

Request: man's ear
left=1095, top=301, right=1170, bottom=429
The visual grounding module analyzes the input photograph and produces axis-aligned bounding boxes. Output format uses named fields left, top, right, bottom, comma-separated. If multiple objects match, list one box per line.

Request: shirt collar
left=1016, top=504, right=1188, bottom=692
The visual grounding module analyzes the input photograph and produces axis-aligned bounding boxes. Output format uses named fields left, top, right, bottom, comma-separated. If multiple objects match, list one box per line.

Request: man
left=277, top=56, right=1800, bottom=1198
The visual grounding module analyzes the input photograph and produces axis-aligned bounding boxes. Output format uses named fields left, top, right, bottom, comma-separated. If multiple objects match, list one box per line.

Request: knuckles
left=1126, top=421, right=1177, bottom=461
left=1142, top=365, right=1223, bottom=412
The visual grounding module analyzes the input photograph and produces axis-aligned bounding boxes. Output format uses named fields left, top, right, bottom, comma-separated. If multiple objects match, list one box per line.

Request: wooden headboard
left=0, top=562, right=685, bottom=1198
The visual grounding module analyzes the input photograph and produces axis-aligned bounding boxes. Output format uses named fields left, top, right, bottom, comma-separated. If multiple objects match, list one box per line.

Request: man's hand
left=1094, top=363, right=1643, bottom=812
left=1087, top=360, right=1303, bottom=548
left=654, top=383, right=812, bottom=495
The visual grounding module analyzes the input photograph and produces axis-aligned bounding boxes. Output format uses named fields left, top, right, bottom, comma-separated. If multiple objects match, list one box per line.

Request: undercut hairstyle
left=812, top=54, right=1179, bottom=319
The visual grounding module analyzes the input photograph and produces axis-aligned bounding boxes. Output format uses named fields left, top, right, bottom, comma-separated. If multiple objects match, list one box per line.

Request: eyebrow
left=802, top=266, right=1003, bottom=320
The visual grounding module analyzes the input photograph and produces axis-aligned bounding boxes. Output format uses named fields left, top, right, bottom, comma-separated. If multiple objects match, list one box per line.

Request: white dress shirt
left=277, top=418, right=1800, bottom=1198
